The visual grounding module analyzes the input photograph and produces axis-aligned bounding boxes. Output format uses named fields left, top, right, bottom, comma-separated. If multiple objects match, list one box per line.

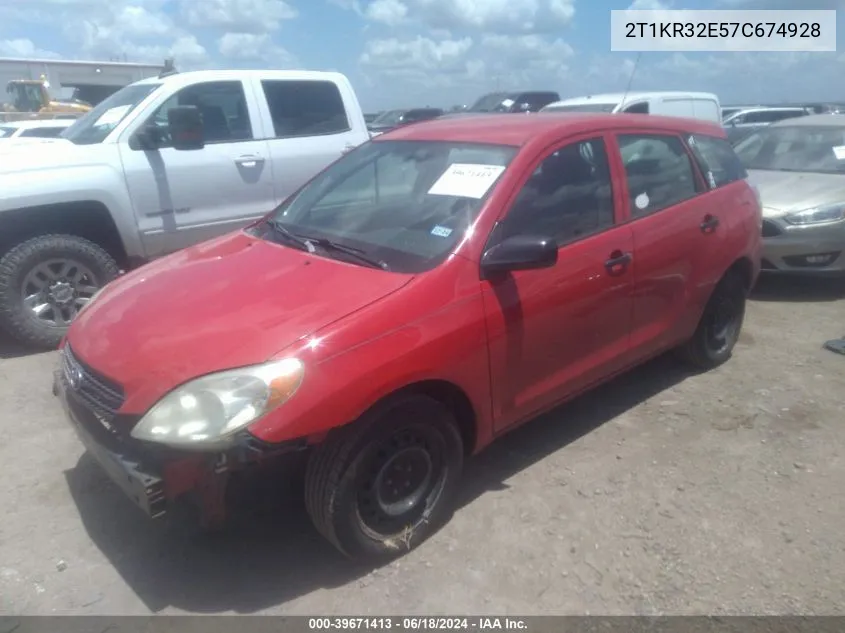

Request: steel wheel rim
left=21, top=258, right=100, bottom=328
left=356, top=425, right=448, bottom=538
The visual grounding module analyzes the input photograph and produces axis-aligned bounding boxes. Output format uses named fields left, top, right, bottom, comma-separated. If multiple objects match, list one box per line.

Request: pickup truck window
left=64, top=83, right=160, bottom=145
left=264, top=140, right=517, bottom=273
left=147, top=81, right=253, bottom=145
left=261, top=80, right=351, bottom=138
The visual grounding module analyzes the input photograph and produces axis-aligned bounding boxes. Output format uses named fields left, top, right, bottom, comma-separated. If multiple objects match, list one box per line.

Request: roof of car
left=547, top=91, right=718, bottom=107
left=772, top=113, right=845, bottom=127
left=378, top=112, right=725, bottom=146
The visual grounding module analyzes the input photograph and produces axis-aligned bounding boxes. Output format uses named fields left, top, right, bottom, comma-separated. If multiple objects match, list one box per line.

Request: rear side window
left=623, top=102, right=649, bottom=114
left=687, top=134, right=747, bottom=189
left=261, top=80, right=350, bottom=138
left=618, top=134, right=699, bottom=217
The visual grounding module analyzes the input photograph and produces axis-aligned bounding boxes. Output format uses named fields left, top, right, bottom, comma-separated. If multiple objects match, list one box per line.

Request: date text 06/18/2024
left=307, top=618, right=528, bottom=630
left=609, top=8, right=837, bottom=52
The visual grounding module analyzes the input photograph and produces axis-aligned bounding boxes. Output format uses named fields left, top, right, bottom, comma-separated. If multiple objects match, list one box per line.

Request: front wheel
left=676, top=271, right=747, bottom=370
left=0, top=234, right=120, bottom=349
left=304, top=394, right=464, bottom=561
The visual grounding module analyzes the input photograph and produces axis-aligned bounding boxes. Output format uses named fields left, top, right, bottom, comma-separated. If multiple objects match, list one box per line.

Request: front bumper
left=761, top=216, right=845, bottom=277
left=54, top=364, right=308, bottom=525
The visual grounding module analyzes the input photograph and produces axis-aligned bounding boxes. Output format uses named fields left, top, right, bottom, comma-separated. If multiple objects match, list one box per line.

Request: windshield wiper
left=297, top=234, right=390, bottom=271
left=264, top=219, right=311, bottom=251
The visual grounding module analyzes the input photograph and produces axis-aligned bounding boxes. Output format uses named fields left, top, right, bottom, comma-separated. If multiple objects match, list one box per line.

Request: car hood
left=0, top=137, right=95, bottom=170
left=67, top=231, right=414, bottom=412
left=747, top=169, right=845, bottom=217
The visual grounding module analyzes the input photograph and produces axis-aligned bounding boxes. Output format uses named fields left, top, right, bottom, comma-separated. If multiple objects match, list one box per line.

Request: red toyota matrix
left=54, top=113, right=762, bottom=561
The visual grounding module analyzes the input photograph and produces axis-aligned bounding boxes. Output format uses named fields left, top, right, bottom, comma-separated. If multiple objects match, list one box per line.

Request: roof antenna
left=620, top=52, right=642, bottom=109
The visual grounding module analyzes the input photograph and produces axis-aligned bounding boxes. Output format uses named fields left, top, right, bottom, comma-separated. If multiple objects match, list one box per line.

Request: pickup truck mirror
left=480, top=234, right=558, bottom=278
left=168, top=105, right=204, bottom=151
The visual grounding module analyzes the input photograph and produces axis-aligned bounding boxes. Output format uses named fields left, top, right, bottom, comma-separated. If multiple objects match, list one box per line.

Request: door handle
left=605, top=250, right=632, bottom=275
left=235, top=155, right=265, bottom=168
left=700, top=214, right=720, bottom=233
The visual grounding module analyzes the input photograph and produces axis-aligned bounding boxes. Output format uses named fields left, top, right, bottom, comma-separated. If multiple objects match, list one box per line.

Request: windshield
left=63, top=83, right=161, bottom=145
left=735, top=125, right=845, bottom=174
left=371, top=110, right=405, bottom=126
left=468, top=93, right=512, bottom=112
left=0, top=126, right=15, bottom=138
left=261, top=140, right=518, bottom=273
left=544, top=103, right=617, bottom=113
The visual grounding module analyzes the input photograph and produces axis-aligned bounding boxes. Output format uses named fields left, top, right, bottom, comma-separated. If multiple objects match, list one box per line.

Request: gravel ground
left=1, top=275, right=844, bottom=616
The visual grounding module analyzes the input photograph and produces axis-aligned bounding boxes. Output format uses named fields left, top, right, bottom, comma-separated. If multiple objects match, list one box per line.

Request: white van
left=541, top=91, right=722, bottom=123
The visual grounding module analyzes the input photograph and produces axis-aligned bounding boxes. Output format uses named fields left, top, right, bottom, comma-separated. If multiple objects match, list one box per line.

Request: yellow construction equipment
left=0, top=75, right=92, bottom=122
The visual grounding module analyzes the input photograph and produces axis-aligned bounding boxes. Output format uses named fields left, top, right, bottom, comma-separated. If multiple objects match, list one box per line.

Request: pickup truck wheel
left=0, top=234, right=120, bottom=349
left=676, top=271, right=746, bottom=370
left=304, top=394, right=464, bottom=561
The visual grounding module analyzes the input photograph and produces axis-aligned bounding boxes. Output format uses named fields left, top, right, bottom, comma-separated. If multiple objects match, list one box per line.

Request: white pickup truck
left=0, top=69, right=371, bottom=348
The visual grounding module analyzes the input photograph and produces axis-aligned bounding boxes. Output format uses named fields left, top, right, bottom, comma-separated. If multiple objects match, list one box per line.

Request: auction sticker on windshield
left=428, top=163, right=506, bottom=199
left=832, top=146, right=845, bottom=160
left=94, top=105, right=131, bottom=127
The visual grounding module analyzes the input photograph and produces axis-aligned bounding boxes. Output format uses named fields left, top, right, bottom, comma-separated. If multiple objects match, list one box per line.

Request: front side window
left=687, top=134, right=747, bottom=188
left=618, top=134, right=699, bottom=217
left=146, top=80, right=253, bottom=146
left=734, top=125, right=845, bottom=174
left=262, top=140, right=518, bottom=273
left=262, top=80, right=350, bottom=138
left=498, top=138, right=615, bottom=245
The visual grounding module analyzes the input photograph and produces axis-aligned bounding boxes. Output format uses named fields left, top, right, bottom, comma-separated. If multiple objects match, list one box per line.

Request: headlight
left=130, top=358, right=304, bottom=450
left=784, top=204, right=845, bottom=225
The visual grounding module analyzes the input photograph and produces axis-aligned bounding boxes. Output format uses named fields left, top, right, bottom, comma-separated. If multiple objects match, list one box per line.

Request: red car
left=54, top=113, right=762, bottom=561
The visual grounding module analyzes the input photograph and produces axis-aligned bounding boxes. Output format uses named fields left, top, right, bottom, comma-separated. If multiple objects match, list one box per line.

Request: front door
left=481, top=134, right=636, bottom=433
left=119, top=79, right=275, bottom=258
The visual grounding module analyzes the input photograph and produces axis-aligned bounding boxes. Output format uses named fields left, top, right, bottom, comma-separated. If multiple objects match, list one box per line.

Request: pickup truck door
left=251, top=77, right=369, bottom=205
left=119, top=79, right=274, bottom=258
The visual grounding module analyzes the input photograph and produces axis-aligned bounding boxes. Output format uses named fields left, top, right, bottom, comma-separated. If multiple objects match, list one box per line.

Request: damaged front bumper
left=53, top=368, right=307, bottom=527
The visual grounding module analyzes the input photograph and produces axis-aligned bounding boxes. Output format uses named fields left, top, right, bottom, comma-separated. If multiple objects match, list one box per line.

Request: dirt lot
left=1, top=275, right=844, bottom=616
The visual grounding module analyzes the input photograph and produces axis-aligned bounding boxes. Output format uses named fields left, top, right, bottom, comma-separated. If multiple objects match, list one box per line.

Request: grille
left=61, top=345, right=125, bottom=420
left=761, top=220, right=781, bottom=237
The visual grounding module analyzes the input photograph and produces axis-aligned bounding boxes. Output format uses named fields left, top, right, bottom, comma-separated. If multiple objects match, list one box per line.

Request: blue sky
left=0, top=0, right=843, bottom=111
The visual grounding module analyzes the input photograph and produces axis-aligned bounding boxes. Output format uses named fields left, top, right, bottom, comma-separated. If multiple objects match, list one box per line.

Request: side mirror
left=168, top=105, right=204, bottom=150
left=480, top=234, right=558, bottom=278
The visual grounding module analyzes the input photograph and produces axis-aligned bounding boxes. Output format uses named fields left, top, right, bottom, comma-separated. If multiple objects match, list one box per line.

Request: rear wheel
left=676, top=271, right=747, bottom=370
left=304, top=394, right=464, bottom=561
left=0, top=234, right=120, bottom=349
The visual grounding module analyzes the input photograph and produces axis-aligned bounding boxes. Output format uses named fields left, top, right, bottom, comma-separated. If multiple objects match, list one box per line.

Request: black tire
left=0, top=234, right=120, bottom=349
left=676, top=271, right=747, bottom=370
left=305, top=394, right=464, bottom=561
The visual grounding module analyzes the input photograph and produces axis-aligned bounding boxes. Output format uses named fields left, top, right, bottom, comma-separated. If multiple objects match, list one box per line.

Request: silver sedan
left=736, top=114, right=845, bottom=277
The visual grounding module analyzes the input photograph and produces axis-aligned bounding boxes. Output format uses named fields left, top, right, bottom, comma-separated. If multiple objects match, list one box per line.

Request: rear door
left=611, top=130, right=721, bottom=355
left=255, top=78, right=367, bottom=206
left=482, top=133, right=635, bottom=433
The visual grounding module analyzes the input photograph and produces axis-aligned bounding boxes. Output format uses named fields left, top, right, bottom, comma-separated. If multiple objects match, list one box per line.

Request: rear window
left=686, top=134, right=747, bottom=188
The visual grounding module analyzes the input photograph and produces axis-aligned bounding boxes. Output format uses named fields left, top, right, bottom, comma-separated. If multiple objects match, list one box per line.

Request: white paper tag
left=634, top=192, right=649, bottom=210
left=500, top=98, right=515, bottom=108
left=428, top=163, right=506, bottom=199
left=707, top=172, right=717, bottom=189
left=94, top=104, right=131, bottom=127
left=833, top=145, right=845, bottom=160
left=430, top=225, right=453, bottom=237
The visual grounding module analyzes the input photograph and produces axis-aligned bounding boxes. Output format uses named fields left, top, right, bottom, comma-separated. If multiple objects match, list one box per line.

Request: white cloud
left=0, top=38, right=62, bottom=59
left=365, top=0, right=409, bottom=25
left=218, top=32, right=298, bottom=67
left=351, top=0, right=575, bottom=32
left=182, top=0, right=298, bottom=33
left=360, top=36, right=473, bottom=73
left=628, top=0, right=670, bottom=8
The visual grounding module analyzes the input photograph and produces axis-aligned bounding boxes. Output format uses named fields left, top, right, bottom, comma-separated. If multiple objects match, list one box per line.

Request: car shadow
left=64, top=353, right=694, bottom=614
left=0, top=333, right=41, bottom=360
left=750, top=274, right=845, bottom=303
